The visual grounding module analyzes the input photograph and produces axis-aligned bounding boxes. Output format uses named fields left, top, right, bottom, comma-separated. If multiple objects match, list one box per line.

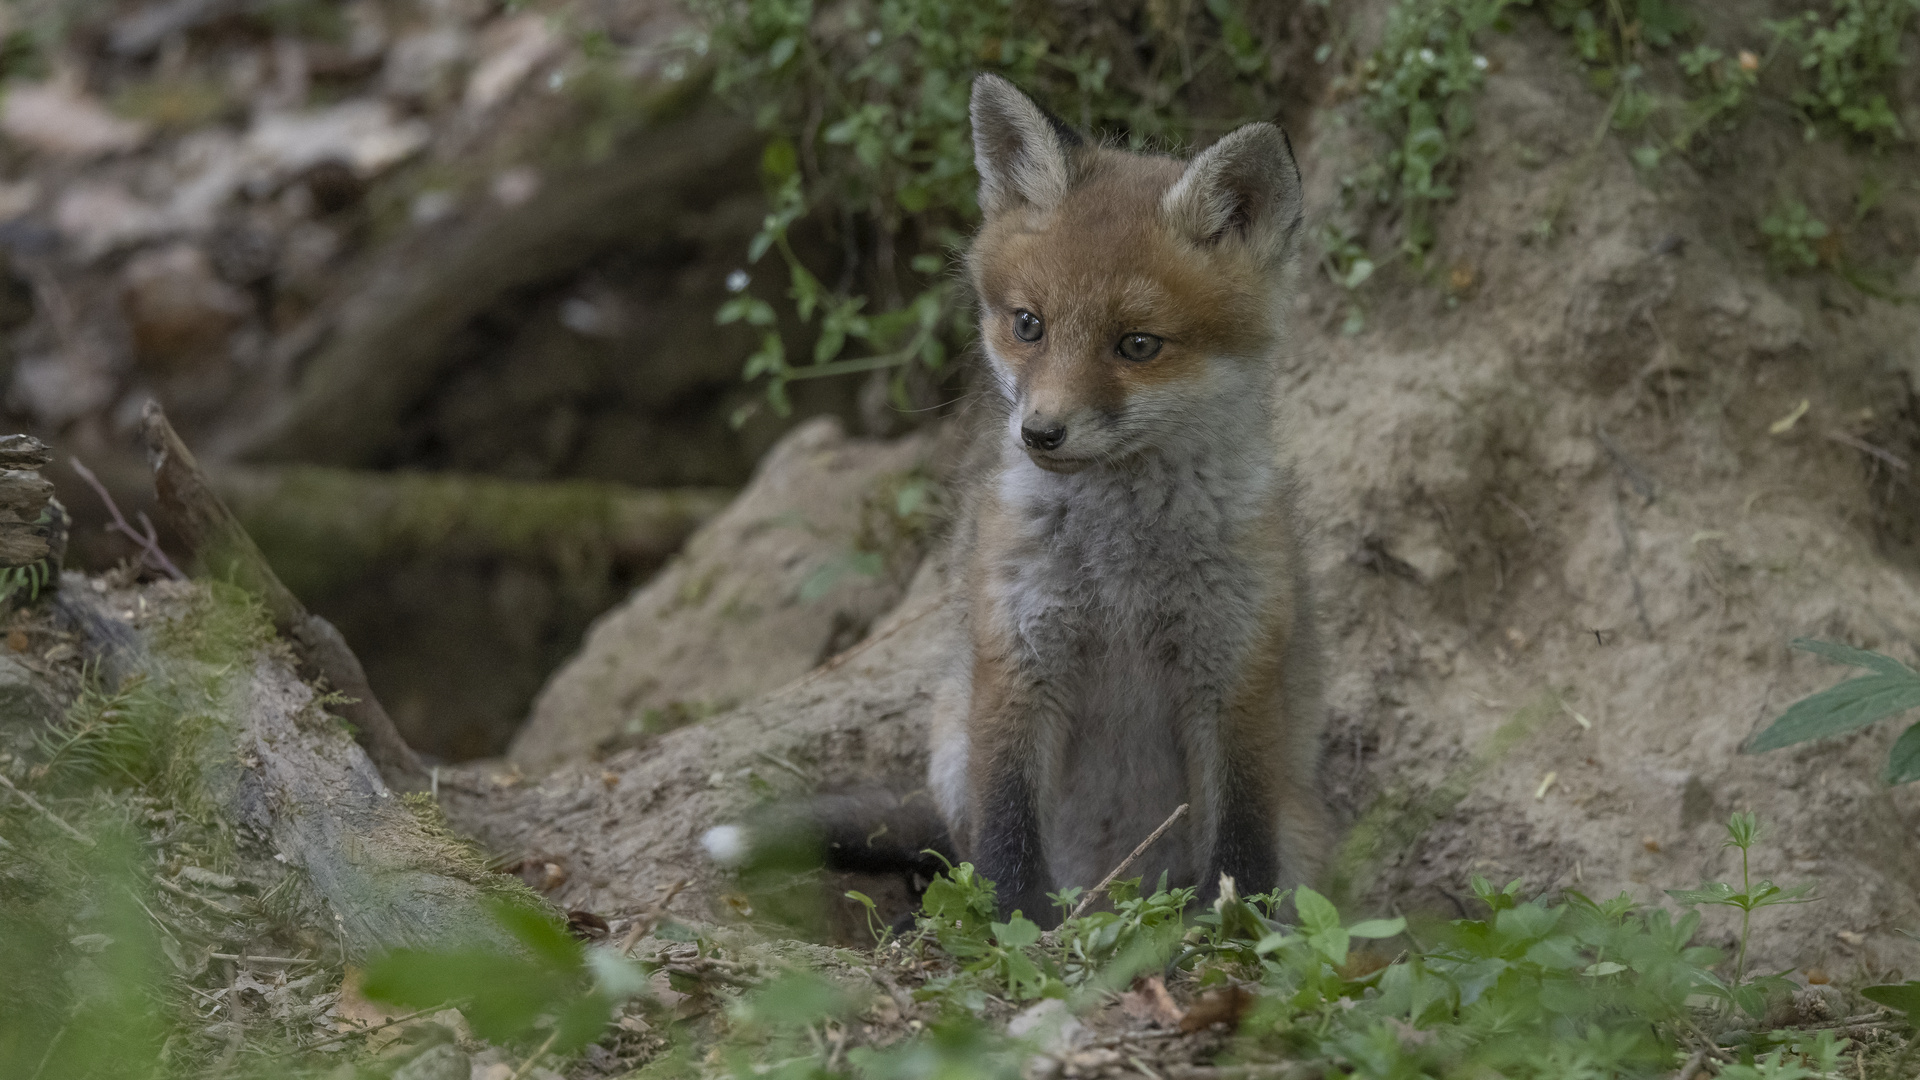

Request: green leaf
left=994, top=915, right=1041, bottom=949
left=1665, top=882, right=1737, bottom=906
left=1293, top=887, right=1340, bottom=934
left=1747, top=668, right=1920, bottom=752
left=1253, top=932, right=1300, bottom=956
left=1791, top=638, right=1917, bottom=678
left=1885, top=722, right=1920, bottom=785
left=1347, top=918, right=1406, bottom=939
left=1861, top=980, right=1920, bottom=1023
left=760, top=137, right=798, bottom=182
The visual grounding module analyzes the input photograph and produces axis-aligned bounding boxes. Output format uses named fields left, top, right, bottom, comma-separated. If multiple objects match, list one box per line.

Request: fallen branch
left=138, top=401, right=423, bottom=784
left=69, top=456, right=185, bottom=580
left=619, top=878, right=691, bottom=956
left=0, top=771, right=95, bottom=846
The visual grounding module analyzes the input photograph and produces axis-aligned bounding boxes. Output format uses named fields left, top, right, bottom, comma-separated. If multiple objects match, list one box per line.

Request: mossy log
left=207, top=464, right=732, bottom=599
left=54, top=580, right=522, bottom=960
left=139, top=403, right=424, bottom=786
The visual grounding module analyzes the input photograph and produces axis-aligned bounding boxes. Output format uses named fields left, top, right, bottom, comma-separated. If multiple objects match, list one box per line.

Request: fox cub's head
left=966, top=74, right=1303, bottom=473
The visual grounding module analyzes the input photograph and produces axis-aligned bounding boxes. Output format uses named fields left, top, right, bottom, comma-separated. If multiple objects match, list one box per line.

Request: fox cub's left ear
left=1162, top=123, right=1304, bottom=265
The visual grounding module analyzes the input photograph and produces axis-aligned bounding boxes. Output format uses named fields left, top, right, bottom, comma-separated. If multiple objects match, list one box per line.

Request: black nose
left=1021, top=423, right=1066, bottom=451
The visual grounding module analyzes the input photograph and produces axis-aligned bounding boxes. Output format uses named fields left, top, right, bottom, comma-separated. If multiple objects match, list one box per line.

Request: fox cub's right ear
left=971, top=73, right=1082, bottom=218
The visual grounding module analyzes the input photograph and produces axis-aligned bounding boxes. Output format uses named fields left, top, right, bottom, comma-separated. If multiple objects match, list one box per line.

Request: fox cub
left=926, top=74, right=1327, bottom=924
left=706, top=75, right=1326, bottom=925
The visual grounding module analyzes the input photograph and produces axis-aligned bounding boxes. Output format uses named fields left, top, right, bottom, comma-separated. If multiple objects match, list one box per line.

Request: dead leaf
left=1337, top=949, right=1393, bottom=981
left=1118, top=975, right=1184, bottom=1029
left=1, top=82, right=150, bottom=158
left=1178, top=984, right=1254, bottom=1033
left=567, top=909, right=610, bottom=940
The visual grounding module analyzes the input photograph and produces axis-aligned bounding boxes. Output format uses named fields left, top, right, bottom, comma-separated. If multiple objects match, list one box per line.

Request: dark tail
left=717, top=788, right=955, bottom=880
left=810, top=788, right=954, bottom=878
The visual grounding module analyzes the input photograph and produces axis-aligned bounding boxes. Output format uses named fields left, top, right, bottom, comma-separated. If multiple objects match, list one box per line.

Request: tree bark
left=54, top=581, right=520, bottom=960
left=140, top=401, right=425, bottom=786
left=233, top=80, right=760, bottom=468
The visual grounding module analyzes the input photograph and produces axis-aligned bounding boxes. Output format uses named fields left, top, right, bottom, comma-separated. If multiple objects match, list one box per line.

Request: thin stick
left=0, top=771, right=95, bottom=846
left=1067, top=803, right=1189, bottom=922
left=208, top=953, right=315, bottom=965
left=155, top=875, right=240, bottom=916
left=620, top=878, right=690, bottom=956
left=1824, top=429, right=1910, bottom=472
left=295, top=1007, right=439, bottom=1052
left=509, top=1029, right=561, bottom=1080
left=68, top=456, right=186, bottom=580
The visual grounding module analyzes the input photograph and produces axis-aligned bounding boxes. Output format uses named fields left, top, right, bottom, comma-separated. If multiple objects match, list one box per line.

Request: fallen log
left=234, top=79, right=760, bottom=468
left=208, top=463, right=732, bottom=591
left=139, top=401, right=423, bottom=786
left=50, top=577, right=521, bottom=960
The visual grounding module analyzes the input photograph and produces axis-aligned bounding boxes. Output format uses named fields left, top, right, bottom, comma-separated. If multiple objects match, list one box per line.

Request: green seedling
left=1665, top=812, right=1816, bottom=1019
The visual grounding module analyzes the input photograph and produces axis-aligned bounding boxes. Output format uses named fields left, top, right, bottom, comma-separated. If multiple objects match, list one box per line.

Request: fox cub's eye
left=1012, top=309, right=1044, bottom=343
left=1116, top=333, right=1163, bottom=362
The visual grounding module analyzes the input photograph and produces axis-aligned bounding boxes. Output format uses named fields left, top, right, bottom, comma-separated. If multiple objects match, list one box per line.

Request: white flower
left=702, top=824, right=750, bottom=866
left=1419, top=47, right=1436, bottom=65
left=726, top=269, right=751, bottom=293
left=1473, top=55, right=1489, bottom=70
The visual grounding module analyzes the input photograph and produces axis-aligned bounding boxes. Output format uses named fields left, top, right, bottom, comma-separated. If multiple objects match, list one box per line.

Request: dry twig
left=509, top=1029, right=562, bottom=1080
left=1067, top=803, right=1189, bottom=922
left=68, top=456, right=185, bottom=580
left=0, top=771, right=95, bottom=846
left=620, top=878, right=690, bottom=956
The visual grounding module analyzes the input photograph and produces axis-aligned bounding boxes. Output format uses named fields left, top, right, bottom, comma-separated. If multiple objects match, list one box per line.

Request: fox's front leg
left=1201, top=753, right=1280, bottom=902
left=1194, top=694, right=1284, bottom=903
left=965, top=648, right=1058, bottom=926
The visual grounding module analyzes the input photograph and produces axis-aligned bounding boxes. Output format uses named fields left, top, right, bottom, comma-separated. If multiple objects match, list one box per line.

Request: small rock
left=121, top=244, right=251, bottom=372
left=54, top=183, right=169, bottom=261
left=1008, top=998, right=1085, bottom=1052
left=490, top=166, right=540, bottom=207
left=246, top=100, right=432, bottom=182
left=1, top=81, right=150, bottom=159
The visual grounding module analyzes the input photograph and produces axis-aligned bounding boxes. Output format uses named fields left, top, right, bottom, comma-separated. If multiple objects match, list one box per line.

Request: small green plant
left=1666, top=812, right=1817, bottom=1018
left=1347, top=0, right=1517, bottom=261
left=1759, top=198, right=1832, bottom=271
left=1748, top=639, right=1920, bottom=783
left=363, top=896, right=651, bottom=1059
left=0, top=558, right=51, bottom=609
left=1768, top=0, right=1920, bottom=143
left=694, top=0, right=1284, bottom=418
